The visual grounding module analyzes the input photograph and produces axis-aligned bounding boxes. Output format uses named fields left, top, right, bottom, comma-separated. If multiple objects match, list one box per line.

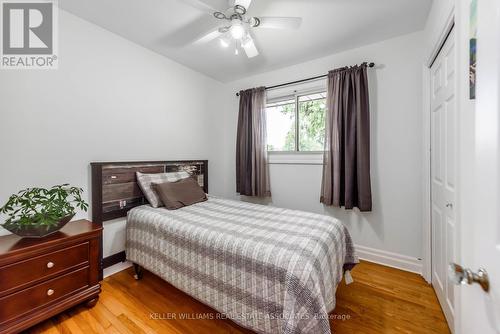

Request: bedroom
left=0, top=0, right=499, bottom=333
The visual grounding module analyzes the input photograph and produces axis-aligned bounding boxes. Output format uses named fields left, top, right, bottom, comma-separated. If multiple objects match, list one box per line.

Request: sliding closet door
left=430, top=27, right=456, bottom=330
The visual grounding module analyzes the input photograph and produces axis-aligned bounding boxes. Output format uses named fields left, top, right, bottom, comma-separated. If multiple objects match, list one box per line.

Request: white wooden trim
left=103, top=261, right=132, bottom=278
left=356, top=245, right=423, bottom=275
left=268, top=152, right=323, bottom=165
left=101, top=247, right=423, bottom=279
left=422, top=64, right=432, bottom=283
left=425, top=6, right=456, bottom=67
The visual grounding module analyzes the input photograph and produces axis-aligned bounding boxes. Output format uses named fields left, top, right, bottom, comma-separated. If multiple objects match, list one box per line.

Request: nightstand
left=0, top=220, right=102, bottom=334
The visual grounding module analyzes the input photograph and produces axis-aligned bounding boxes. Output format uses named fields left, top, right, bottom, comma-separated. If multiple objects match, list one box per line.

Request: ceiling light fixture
left=213, top=11, right=227, bottom=20
left=233, top=4, right=246, bottom=15
left=187, top=0, right=303, bottom=58
left=229, top=20, right=245, bottom=39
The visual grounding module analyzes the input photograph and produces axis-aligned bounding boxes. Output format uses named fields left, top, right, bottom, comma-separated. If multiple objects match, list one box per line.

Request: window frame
left=266, top=88, right=327, bottom=154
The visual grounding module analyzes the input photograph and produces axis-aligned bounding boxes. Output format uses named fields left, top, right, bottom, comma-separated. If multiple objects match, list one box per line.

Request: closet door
left=430, top=27, right=456, bottom=330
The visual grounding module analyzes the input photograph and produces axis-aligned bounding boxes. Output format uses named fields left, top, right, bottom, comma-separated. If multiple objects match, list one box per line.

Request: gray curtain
left=321, top=64, right=372, bottom=211
left=236, top=87, right=271, bottom=197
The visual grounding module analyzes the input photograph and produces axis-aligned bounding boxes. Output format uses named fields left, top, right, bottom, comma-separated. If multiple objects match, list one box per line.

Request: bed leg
left=133, top=263, right=143, bottom=280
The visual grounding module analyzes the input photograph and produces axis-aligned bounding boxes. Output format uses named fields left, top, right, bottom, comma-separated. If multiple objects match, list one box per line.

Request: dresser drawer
left=0, top=266, right=89, bottom=323
left=0, top=242, right=89, bottom=295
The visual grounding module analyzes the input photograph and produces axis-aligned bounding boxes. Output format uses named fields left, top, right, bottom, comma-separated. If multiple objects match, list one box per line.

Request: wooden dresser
left=0, top=220, right=102, bottom=334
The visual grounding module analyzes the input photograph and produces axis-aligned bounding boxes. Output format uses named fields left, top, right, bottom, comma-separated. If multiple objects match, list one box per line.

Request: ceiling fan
left=181, top=0, right=302, bottom=58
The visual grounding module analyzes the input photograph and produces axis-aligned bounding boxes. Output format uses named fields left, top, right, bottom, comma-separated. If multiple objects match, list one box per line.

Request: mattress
left=126, top=196, right=358, bottom=334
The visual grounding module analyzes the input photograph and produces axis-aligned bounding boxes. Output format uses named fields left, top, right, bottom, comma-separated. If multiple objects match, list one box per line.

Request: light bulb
left=230, top=20, right=245, bottom=39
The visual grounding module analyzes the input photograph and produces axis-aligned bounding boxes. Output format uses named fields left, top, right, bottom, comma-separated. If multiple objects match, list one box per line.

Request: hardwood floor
left=25, top=261, right=450, bottom=334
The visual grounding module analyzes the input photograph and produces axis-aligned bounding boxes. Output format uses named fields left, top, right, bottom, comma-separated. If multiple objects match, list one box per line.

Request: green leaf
left=0, top=184, right=88, bottom=229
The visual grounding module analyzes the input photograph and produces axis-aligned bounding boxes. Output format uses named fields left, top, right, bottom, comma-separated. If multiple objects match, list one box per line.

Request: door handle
left=445, top=203, right=453, bottom=208
left=449, top=263, right=490, bottom=292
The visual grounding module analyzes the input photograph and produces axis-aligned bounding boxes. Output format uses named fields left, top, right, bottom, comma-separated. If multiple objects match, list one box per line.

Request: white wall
left=0, top=10, right=224, bottom=256
left=217, top=31, right=425, bottom=261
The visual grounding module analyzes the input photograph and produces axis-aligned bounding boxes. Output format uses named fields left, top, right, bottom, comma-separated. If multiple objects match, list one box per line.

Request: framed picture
left=469, top=0, right=477, bottom=100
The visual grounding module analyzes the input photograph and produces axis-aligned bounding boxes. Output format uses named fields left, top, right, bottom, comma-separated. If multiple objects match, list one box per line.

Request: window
left=266, top=92, right=326, bottom=152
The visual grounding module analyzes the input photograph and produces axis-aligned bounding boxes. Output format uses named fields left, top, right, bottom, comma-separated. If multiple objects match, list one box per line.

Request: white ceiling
left=59, top=0, right=432, bottom=82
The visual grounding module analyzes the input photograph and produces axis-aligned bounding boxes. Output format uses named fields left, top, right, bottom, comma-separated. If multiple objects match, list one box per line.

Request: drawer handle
left=47, top=262, right=54, bottom=269
left=47, top=289, right=54, bottom=296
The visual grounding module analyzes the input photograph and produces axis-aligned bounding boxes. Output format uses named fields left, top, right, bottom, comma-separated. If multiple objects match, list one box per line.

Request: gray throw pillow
left=152, top=178, right=207, bottom=210
left=136, top=171, right=190, bottom=208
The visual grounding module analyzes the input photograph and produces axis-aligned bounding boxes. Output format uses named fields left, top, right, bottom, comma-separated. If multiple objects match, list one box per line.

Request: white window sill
left=267, top=152, right=324, bottom=165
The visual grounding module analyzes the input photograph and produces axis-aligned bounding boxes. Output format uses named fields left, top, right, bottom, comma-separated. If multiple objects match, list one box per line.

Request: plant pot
left=2, top=214, right=75, bottom=238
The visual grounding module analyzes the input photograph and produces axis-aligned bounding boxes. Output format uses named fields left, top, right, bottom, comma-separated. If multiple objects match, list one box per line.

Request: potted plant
left=0, top=184, right=88, bottom=238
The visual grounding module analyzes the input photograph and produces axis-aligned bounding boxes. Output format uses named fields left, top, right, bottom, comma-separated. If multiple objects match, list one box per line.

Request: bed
left=91, top=161, right=358, bottom=334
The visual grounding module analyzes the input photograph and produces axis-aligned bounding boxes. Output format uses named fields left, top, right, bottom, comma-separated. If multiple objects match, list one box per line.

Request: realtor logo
left=1, top=0, right=58, bottom=69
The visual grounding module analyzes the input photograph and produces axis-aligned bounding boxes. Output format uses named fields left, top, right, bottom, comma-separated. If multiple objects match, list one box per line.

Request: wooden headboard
left=90, top=160, right=208, bottom=224
left=90, top=160, right=207, bottom=278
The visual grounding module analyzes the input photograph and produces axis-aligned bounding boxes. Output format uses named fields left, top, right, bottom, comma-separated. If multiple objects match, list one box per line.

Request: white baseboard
left=103, top=261, right=133, bottom=278
left=101, top=247, right=422, bottom=278
left=355, top=244, right=423, bottom=275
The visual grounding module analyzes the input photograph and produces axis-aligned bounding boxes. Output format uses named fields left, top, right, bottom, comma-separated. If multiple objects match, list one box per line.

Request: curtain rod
left=235, top=62, right=375, bottom=97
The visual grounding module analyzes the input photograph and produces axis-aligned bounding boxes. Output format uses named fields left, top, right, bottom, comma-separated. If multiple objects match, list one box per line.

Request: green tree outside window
left=266, top=93, right=326, bottom=152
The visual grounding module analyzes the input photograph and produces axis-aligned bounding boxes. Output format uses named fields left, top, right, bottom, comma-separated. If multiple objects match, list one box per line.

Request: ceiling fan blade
left=256, top=17, right=302, bottom=30
left=243, top=35, right=259, bottom=58
left=163, top=14, right=221, bottom=47
left=193, top=27, right=223, bottom=44
left=233, top=0, right=252, bottom=9
left=178, top=0, right=219, bottom=14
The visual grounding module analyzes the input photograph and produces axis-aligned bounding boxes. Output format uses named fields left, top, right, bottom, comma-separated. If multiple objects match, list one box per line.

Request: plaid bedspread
left=126, top=196, right=358, bottom=334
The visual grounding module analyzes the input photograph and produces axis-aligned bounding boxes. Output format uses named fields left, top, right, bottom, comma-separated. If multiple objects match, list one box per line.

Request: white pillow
left=136, top=171, right=190, bottom=208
